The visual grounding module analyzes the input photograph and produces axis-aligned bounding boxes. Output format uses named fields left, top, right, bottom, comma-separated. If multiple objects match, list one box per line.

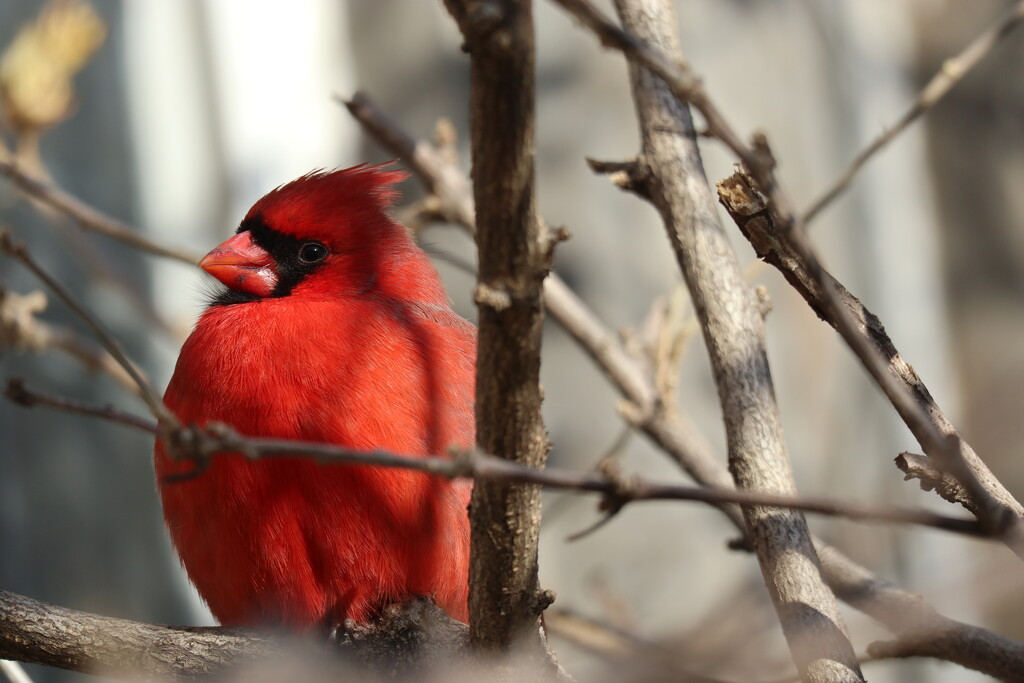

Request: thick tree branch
left=0, top=590, right=476, bottom=680
left=442, top=0, right=554, bottom=652
left=8, top=395, right=1020, bottom=680
left=608, top=1, right=861, bottom=680
left=0, top=589, right=282, bottom=677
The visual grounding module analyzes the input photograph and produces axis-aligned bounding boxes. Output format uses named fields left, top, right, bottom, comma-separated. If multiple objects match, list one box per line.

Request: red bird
left=154, top=166, right=475, bottom=629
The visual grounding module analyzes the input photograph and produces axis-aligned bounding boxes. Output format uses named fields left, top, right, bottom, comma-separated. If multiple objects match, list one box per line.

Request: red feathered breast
left=155, top=291, right=475, bottom=628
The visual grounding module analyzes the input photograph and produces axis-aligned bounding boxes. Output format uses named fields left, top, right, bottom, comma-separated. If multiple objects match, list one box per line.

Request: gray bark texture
left=442, top=0, right=555, bottom=652
left=610, top=0, right=863, bottom=680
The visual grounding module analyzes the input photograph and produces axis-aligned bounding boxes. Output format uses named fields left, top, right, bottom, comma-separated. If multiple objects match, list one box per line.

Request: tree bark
left=442, top=0, right=555, bottom=652
left=610, top=1, right=863, bottom=680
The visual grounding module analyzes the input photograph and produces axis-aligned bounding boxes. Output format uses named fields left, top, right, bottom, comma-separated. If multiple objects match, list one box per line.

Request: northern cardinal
left=154, top=165, right=475, bottom=629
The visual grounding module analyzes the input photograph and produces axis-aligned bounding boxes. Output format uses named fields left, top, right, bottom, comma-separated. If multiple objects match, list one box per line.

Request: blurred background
left=1, top=1, right=1022, bottom=681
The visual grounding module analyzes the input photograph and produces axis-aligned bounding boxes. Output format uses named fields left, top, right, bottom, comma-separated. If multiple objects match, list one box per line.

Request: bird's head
left=200, top=165, right=413, bottom=304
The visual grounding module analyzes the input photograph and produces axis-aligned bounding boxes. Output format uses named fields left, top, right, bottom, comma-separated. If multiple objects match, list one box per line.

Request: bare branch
left=442, top=0, right=553, bottom=653
left=866, top=626, right=1024, bottom=683
left=717, top=173, right=1024, bottom=529
left=5, top=381, right=988, bottom=538
left=608, top=0, right=861, bottom=679
left=0, top=589, right=281, bottom=677
left=0, top=590, right=475, bottom=679
left=341, top=92, right=476, bottom=231
left=0, top=160, right=201, bottom=264
left=895, top=452, right=976, bottom=515
left=818, top=546, right=1024, bottom=682
left=0, top=288, right=138, bottom=393
left=802, top=0, right=1024, bottom=224
left=4, top=378, right=158, bottom=434
left=0, top=230, right=174, bottom=426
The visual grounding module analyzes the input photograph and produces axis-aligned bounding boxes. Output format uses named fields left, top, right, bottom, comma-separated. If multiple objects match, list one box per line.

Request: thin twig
left=5, top=380, right=989, bottom=539
left=802, top=0, right=1024, bottom=224
left=0, top=288, right=139, bottom=394
left=341, top=93, right=476, bottom=232
left=0, top=230, right=175, bottom=426
left=5, top=379, right=158, bottom=434
left=0, top=161, right=201, bottom=264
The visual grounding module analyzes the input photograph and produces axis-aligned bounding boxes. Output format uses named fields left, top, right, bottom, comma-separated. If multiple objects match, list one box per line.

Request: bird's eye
left=298, top=242, right=328, bottom=264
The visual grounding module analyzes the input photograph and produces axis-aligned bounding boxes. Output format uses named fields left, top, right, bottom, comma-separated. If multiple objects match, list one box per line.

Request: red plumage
left=154, top=166, right=474, bottom=629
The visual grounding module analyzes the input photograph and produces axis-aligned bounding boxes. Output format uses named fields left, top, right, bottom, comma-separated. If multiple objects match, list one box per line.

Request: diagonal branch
left=717, top=172, right=1023, bottom=524
left=0, top=288, right=139, bottom=394
left=0, top=161, right=201, bottom=265
left=0, top=230, right=173, bottom=425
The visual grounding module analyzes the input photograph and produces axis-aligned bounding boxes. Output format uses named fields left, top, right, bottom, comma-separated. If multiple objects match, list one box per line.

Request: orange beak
left=199, top=232, right=278, bottom=298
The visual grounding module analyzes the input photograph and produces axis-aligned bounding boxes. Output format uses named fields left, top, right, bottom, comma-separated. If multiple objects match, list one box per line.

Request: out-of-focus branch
left=0, top=160, right=201, bottom=265
left=0, top=589, right=475, bottom=679
left=802, top=0, right=1024, bottom=224
left=5, top=379, right=157, bottom=433
left=340, top=84, right=1024, bottom=682
left=342, top=93, right=475, bottom=231
left=0, top=589, right=281, bottom=677
left=0, top=230, right=173, bottom=425
left=0, top=288, right=138, bottom=393
left=818, top=546, right=1024, bottom=682
left=442, top=0, right=555, bottom=653
left=551, top=0, right=1024, bottom=560
left=866, top=626, right=1024, bottom=683
left=607, top=1, right=860, bottom=680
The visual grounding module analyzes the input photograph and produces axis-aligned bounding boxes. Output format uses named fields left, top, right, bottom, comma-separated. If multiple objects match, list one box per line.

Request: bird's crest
left=245, top=164, right=410, bottom=244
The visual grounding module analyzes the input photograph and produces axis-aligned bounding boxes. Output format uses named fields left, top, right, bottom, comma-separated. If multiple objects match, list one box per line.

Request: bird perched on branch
left=154, top=165, right=475, bottom=630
